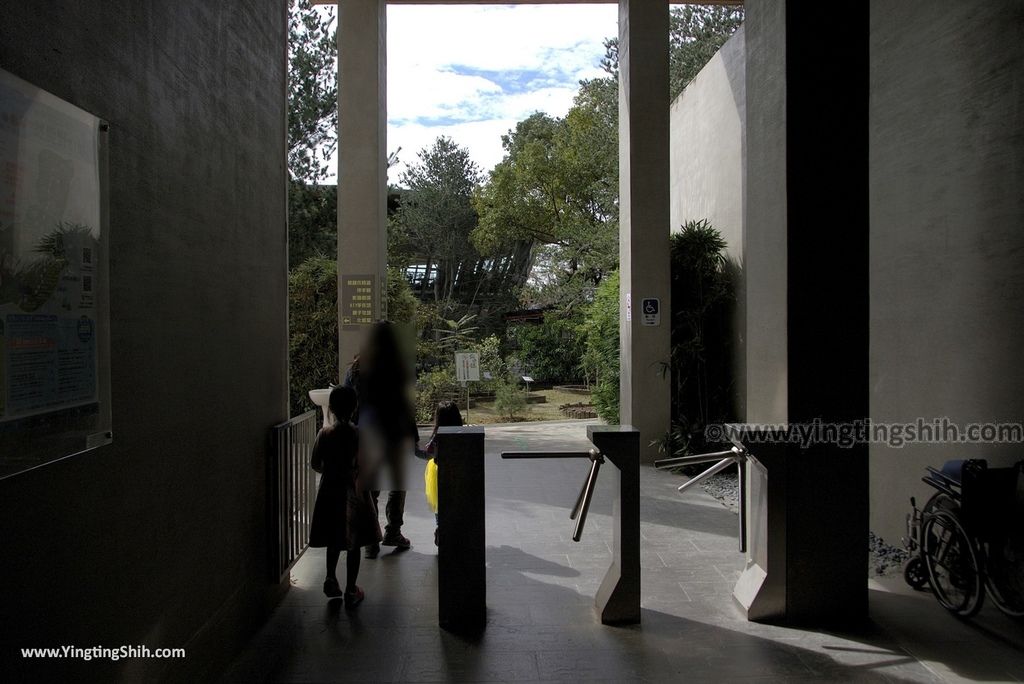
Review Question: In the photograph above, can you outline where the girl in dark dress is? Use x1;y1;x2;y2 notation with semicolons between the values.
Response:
308;385;381;605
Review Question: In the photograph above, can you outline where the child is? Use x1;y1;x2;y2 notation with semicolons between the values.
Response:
423;401;464;547
308;385;382;606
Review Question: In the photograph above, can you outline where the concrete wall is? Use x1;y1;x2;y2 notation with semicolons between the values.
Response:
695;0;1023;546
669;26;746;418
869;0;1024;543
669;26;745;259
0;2;289;679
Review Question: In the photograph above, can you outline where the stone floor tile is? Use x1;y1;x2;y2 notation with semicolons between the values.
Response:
223;421;1011;684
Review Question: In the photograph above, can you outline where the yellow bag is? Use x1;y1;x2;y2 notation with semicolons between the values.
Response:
424;458;439;513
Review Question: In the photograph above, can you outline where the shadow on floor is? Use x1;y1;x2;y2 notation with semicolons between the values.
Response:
223;545;945;683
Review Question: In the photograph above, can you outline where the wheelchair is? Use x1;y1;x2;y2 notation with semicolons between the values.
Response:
903;459;1024;618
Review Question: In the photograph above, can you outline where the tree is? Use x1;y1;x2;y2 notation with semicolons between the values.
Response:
288;0;337;183
288;183;336;268
507;316;586;383
391;137;484;314
472;105;618;312
385;266;418;326
601;4;744;101
493;381;528;421
581;270;620;424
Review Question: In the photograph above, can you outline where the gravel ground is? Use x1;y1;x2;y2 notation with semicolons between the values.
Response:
695;470;911;578
870;531;910;577
699;471;740;513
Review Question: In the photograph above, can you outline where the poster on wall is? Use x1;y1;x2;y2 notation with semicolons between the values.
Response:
0;68;112;479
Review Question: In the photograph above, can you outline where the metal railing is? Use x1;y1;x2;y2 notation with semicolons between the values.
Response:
269;410;318;582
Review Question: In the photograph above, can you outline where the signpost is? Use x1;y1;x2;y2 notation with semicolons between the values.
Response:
455;351;480;422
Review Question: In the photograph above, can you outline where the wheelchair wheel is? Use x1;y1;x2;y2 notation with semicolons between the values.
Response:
985;538;1024;618
903;556;928;590
922;510;983;617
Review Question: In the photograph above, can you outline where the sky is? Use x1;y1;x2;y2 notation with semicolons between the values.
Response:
321;4;618;185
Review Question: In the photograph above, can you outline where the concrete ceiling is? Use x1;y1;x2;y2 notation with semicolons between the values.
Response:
314;1;742;5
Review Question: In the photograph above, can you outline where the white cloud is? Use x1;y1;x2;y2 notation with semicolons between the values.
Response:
389;118;522;182
318;3;617;184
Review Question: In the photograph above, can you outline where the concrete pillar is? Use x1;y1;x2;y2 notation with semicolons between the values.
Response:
736;0;869;625
618;0;671;461
337;0;388;373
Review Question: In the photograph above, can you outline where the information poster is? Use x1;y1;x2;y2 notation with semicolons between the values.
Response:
0;68;111;478
340;274;375;330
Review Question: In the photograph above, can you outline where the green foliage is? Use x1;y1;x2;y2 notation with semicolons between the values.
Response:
507;315;585;383
602;4;745;101
288;0;337;181
472;109;618;310
435;313;479;354
288;181;336;268
288;256;339;416
669;220;736;447
473;334;508;393
493;380;527;421
582;271;620;424
414;367;461;423
386;266;417;325
288;257;423;416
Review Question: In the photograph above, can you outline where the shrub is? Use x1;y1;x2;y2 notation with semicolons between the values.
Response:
414;367;461;423
669;219;737;450
507;314;585;383
581;271;619;424
288;256;339;416
288;257;422;417
474;334;507;394
386;266;417;325
493;380;527;421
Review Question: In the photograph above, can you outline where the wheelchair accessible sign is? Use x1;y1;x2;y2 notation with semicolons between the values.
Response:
641;298;661;326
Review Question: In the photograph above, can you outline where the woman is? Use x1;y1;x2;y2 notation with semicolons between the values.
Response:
354;321;421;557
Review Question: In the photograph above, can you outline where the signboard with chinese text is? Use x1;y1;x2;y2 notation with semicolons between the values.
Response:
340;274;376;330
455;351;480;383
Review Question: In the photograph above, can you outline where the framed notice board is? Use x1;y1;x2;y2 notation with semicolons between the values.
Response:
0;68;112;479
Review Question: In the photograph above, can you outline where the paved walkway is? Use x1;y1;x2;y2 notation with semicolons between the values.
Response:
224;421;1024;683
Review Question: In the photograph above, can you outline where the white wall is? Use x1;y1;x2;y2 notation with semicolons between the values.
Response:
669;26;745;259
669;26;748;419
